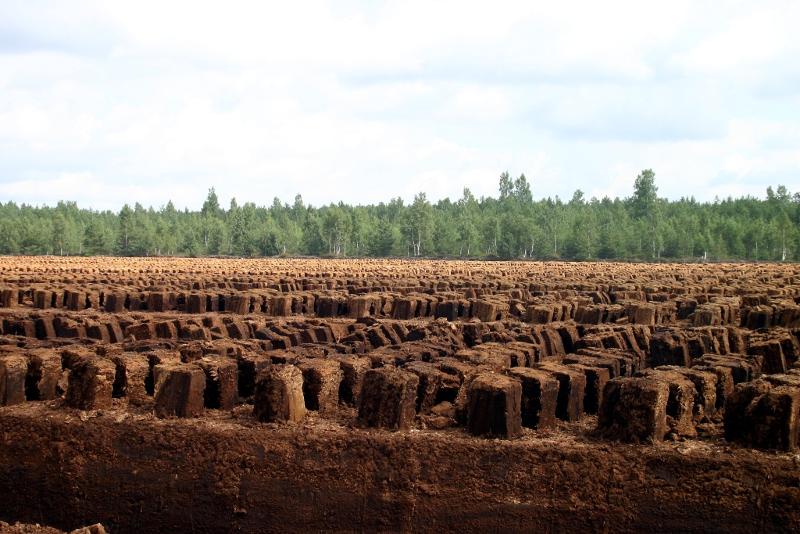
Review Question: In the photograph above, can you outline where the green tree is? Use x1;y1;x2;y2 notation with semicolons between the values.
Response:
202;187;221;218
52;213;68;255
371;218;397;256
513;174;532;204
84;215;112;255
629;169;663;258
631;169;658;219
498;171;514;201
405;193;433;256
117;204;133;254
0;172;796;262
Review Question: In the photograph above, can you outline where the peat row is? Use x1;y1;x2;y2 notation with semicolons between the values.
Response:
1;257;799;532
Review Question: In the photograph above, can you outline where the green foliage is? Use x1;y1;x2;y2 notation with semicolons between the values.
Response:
370;218;398;256
0;171;798;261
631;169;658;219
404;193;434;256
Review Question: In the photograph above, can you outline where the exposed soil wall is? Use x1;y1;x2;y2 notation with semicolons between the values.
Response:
1;404;798;533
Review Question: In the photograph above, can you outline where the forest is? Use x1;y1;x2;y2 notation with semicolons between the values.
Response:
0;170;797;261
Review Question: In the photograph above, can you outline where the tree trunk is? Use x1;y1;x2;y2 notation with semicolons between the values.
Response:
782;230;787;261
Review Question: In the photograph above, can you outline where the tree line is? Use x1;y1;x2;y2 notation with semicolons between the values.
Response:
0;170;797;261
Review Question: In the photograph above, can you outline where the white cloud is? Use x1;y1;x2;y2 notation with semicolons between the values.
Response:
0;0;798;210
671;6;797;75
439;86;514;122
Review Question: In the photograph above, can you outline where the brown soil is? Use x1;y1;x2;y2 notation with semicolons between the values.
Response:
1;402;798;533
0;257;799;532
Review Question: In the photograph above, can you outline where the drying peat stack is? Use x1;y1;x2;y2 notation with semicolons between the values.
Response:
0;257;799;532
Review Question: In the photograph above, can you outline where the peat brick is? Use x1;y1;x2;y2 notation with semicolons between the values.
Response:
298;358;343;414
358;366;419;430
153;363;206;418
65;357;115;410
0;354;27;406
533;363;586;422
467;372;522;438
25;349;62;401
197;357;239;410
507;367;558;429
598;377;670;442
236;353;271;399
333;355;371;406
253;364;306;423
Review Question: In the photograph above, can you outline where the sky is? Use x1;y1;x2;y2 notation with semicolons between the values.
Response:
1;0;799;211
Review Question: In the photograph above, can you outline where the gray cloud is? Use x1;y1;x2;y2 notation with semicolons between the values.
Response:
0;1;798;210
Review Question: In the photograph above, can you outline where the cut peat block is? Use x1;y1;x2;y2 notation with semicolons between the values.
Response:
567;363;611;416
656;365;719;418
637;369;698;437
109;352;152;406
253;364;306;423
467;372;522;439
507;367;558;429
598;377;670;443
236;353;271;399
358;366;419;430
404;360;460;414
65;357;116;410
0;354;27;406
724;379;800;451
298;358;343;415
333;355;371;406
533;363;586;422
153;363;206;418
25;349;64;401
197;357;239;410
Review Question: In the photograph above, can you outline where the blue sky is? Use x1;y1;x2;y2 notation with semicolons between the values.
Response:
1;0;799;210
